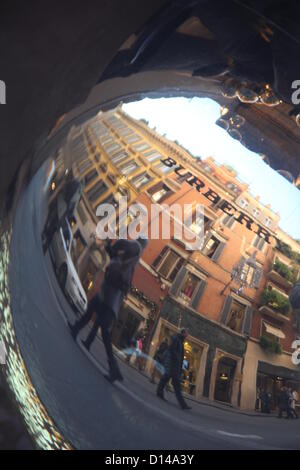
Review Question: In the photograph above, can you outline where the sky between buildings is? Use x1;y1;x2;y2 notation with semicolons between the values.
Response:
123;97;300;240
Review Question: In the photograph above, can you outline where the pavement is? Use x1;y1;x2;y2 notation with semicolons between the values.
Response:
8;158;300;450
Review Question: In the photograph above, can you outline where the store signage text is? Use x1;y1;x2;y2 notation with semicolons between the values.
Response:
161;157;272;244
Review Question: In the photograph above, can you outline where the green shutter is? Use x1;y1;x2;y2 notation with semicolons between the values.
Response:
169;266;187;296
220;296;233;324
152;246;168;269
169;257;184;281
253;235;259;248
212;241;226;262
242;306;253;336
258;238;266;251
227;216;235;229
191;279;206;310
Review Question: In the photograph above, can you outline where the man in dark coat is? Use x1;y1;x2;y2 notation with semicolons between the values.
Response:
68;236;148;382
278;386;292;419
156;328;191;410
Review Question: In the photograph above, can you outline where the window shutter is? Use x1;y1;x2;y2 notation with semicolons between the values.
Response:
251;267;263;289
223;215;230;226
253;235;259;248
169;266;187;296
258;238;266;251
212;241;226;262
148;181;162;195
152;246;168;269
159;186;173;203
242;306;253;336
227;216;235;229
254;236;265;251
169;257;184;281
220;295;233;324
223;215;235;228
191;279;206;310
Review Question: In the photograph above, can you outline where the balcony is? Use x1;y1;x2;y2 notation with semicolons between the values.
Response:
267;270;293;290
267;258;298;290
259;305;290;323
259;335;282;354
259;287;291;322
276;240;300;265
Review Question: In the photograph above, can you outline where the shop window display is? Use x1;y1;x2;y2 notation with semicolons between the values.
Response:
225;300;246;333
179;272;200;303
157;323;203;397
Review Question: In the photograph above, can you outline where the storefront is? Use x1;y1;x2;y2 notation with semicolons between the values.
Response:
241;340;300;410
110;289;155;350
149;318;209;399
111;304;145;349
256;361;300;411
156;296;246;404
214;356;237;403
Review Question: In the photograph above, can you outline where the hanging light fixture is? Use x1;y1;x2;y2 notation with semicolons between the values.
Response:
259;89;280;106
222;251;261;295
236;84;259;103
228;128;242;142
230;114;245;127
216;118;229;131
277;170;295;184
221;77;239;99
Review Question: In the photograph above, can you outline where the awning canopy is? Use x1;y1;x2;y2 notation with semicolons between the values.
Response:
263;322;286;339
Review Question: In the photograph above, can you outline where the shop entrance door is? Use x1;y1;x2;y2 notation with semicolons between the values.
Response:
214;357;237;403
111;305;143;349
158;323;203;397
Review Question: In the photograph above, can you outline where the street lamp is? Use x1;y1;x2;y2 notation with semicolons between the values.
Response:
221;251;261;295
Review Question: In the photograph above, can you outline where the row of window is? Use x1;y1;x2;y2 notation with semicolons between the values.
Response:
239;198;274;228
162;258;254;336
152;238;226;287
153;240;263;293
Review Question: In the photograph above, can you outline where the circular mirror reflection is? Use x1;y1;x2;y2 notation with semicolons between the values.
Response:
2;0;300;451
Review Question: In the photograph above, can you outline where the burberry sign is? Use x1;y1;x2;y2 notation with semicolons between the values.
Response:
161;157;272;244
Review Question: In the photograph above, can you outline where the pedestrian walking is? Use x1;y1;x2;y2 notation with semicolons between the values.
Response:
135;333;144;371
289;388;298;419
156;328;191;410
188;370;195;395
278;386;293;419
68;236;148;383
265;392;271;414
125;330;142;365
150;338;169;384
260;390;267;413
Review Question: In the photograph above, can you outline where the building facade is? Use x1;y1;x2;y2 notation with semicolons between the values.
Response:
63;105;300;410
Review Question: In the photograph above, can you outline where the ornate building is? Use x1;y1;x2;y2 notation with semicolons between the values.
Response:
62;105;300;410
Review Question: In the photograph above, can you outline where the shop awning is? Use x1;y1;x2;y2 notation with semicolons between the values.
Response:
263;322;286;339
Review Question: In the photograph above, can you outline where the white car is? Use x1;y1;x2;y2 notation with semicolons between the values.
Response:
50;218;87;315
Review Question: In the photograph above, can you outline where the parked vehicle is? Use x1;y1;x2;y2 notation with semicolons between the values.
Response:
50;217;87;315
